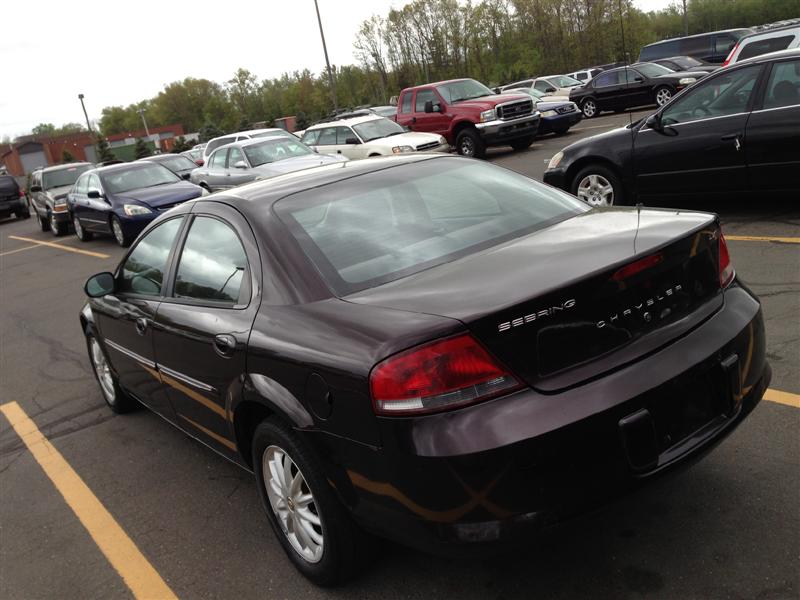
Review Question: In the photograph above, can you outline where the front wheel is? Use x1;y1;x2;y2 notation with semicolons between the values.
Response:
510;136;534;151
455;128;486;159
38;213;49;232
49;211;68;236
581;98;598;118
111;215;131;247
86;334;137;414
655;86;673;107
571;164;625;207
73;214;93;241
252;418;374;586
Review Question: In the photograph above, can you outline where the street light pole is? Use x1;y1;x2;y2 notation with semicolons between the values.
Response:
137;108;151;138
313;0;338;113
78;93;93;133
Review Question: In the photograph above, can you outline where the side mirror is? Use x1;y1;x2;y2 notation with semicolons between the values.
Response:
545;87;557;93
424;100;436;113
493;87;501;94
85;272;115;298
29;185;42;193
181;173;191;180
344;137;360;145
87;189;103;199
645;114;662;131
232;160;248;169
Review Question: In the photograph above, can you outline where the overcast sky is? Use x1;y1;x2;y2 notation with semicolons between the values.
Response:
0;0;673;139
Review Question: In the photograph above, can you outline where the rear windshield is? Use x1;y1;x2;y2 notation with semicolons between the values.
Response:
275;158;586;295
206;137;236;155
43;164;91;189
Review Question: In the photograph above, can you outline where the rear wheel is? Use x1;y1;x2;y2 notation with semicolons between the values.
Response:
655;86;673;107
455;128;486;159
571;164;625;207
49;211;68;236
15;206;31;219
581;98;598;118
73;213;93;241
510;136;534;151
86;334;137;414
111;215;131;247
252;418;374;586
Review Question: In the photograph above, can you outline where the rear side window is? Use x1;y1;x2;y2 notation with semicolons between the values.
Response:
739;36;795;61
119;217;184;296
400;92;412;114
763;60;800;109
275;158;585;295
174;216;247;304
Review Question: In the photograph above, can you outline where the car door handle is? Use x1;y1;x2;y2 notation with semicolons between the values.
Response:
721;134;742;151
213;334;237;358
336;150;342;154
411;117;417;124
135;318;148;336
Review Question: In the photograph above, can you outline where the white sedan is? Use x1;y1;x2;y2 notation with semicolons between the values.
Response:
300;115;450;160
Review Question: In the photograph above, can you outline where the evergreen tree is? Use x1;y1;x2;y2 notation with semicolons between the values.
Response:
199;123;225;143
134;137;152;159
171;136;191;153
295;111;310;131
61;149;75;163
95;134;116;163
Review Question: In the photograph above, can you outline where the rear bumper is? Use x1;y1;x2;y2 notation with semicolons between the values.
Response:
317;283;768;554
0;197;27;216
475;114;541;145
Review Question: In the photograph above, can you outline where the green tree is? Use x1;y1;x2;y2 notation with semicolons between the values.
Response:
32;123;56;136
61;149;75;163
171;136;191;153
198;123;225;143
295;111;310;131
134;138;152;159
95;134;116;163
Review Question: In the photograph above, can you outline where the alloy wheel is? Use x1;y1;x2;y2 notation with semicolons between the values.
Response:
112;218;125;245
656;88;672;107
263;445;324;563
74;215;83;238
576;173;614;207
90;338;116;403
582;100;596;118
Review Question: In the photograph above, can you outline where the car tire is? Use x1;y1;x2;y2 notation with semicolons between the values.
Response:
553;127;570;136
571;164;626;207
252;418;375;586
111;215;131;247
38;213;49;232
49;211;68;236
510;136;534;151
455;128;486;159
581;98;598;118
86;333;138;414
73;213;93;242
15;206;31;219
655;86;673;107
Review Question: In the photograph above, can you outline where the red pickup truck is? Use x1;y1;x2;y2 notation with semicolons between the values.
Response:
395;78;541;159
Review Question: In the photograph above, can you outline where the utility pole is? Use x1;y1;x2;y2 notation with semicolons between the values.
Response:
313;0;338;112
78;94;93;133
137;108;151;138
682;0;688;36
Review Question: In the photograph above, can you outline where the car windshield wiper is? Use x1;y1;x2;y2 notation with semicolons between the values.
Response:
384;131;406;138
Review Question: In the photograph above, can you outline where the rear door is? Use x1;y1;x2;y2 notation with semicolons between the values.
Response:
745;57;800;192
622;68;652;108
153;204;260;458
633;64;764;198
93;215;186;417
591;71;625;110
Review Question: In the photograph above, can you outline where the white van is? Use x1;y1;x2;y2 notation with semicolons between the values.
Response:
724;25;800;66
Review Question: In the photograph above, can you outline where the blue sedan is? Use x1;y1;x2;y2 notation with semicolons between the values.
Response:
68;162;205;246
516;88;583;136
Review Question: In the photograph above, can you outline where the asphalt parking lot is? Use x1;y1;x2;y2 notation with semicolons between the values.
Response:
1;111;798;599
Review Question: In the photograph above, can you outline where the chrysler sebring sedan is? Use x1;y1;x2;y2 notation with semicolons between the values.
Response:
81;155;769;586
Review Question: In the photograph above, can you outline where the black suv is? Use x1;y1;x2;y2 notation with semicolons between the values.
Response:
0;174;30;221
29;163;93;235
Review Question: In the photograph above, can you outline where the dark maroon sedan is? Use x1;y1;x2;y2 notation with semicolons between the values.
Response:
80;155;769;585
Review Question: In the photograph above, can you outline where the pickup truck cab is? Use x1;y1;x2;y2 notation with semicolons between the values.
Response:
396;78;540;158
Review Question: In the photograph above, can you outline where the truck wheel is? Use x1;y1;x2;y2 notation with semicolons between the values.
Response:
510;136;534;151
38;213;49;232
455;129;486;159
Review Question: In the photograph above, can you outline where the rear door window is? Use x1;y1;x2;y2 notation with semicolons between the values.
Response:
593;71;621;87
762;59;800;109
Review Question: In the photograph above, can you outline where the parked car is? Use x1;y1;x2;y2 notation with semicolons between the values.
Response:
396;78;540;158
202;128;294;165
513;88;582;135
544;49;800;205
723;25;800;66
652;55;719;74
80;153;768;586
140;153;198;180
182;148;205;166
301;114;449;159
190;137;345;192
500;75;583;96
0;174;29;221
68;162;204;246
569;62;709;118
566;68;604;83
639;28;753;64
28;163;93;234
368;105;399;119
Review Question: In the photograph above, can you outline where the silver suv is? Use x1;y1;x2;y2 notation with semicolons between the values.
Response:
29;163;93;235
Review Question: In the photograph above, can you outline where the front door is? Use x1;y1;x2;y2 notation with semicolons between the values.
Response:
152;206;260;459
633;64;764;198
93;215;186;417
82;173;112;233
225;147;252;188
204;148;230;191
746;58;800;192
411;88;450;135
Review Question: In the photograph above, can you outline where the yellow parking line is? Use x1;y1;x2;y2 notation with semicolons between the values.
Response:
764;388;800;408
726;235;800;244
0;402;177;600
8;235;109;258
0;244;41;257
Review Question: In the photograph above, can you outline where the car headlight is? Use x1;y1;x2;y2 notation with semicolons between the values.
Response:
678;77;696;85
541;110;557;117
53;196;68;207
392;145;414;154
438;136;447;145
123;204;152;216
200;187;210;196
547;151;564;170
479;108;497;123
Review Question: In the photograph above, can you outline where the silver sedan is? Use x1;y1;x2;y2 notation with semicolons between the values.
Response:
190;137;347;192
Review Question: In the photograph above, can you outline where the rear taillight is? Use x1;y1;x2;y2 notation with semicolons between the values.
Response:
611;252;663;281
19;190;25;197
722;43;739;67
719;232;735;288
370;333;523;416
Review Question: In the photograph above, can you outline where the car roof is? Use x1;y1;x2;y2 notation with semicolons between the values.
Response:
207;128;286;144
738;24;800;41
736;47;800;65
402;78;472;92
39;162;93;173
642;28;752;47
306;114;384;130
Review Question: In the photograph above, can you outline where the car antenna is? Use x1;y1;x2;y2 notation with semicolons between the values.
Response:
618;0;639;254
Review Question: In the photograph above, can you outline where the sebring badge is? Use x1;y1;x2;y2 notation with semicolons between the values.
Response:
498;299;576;332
